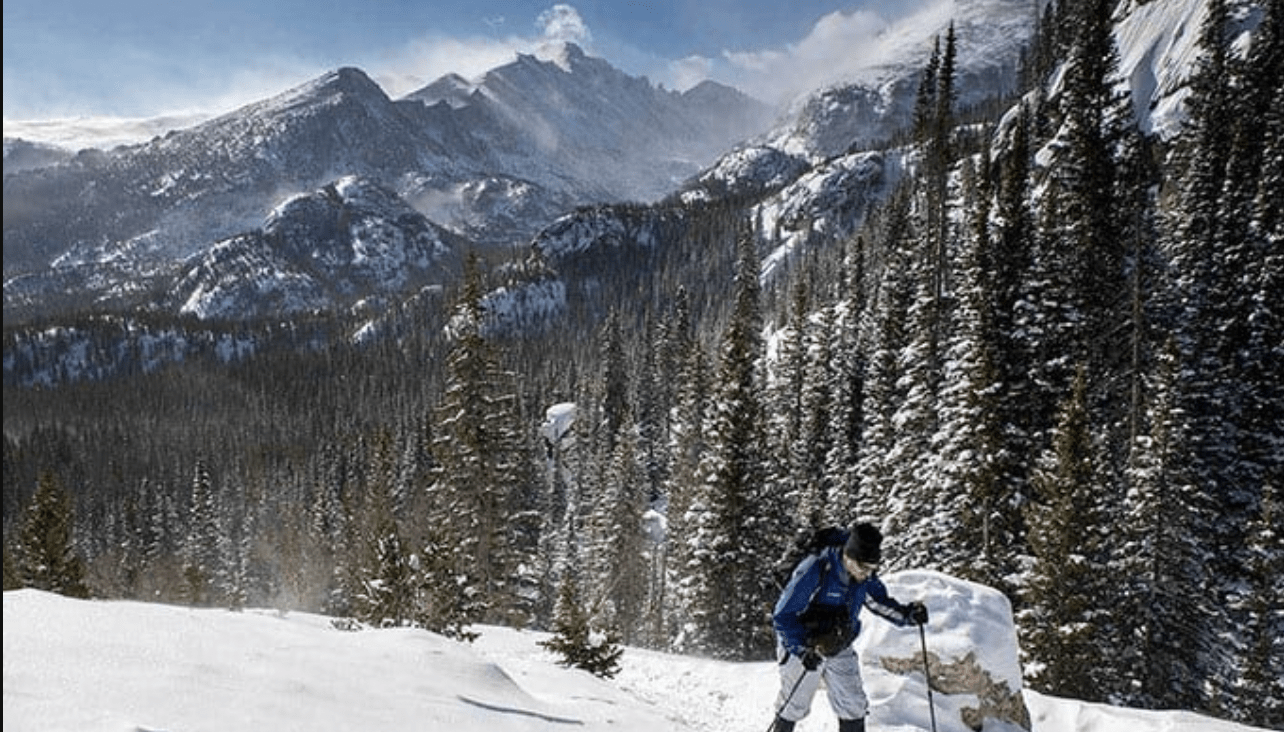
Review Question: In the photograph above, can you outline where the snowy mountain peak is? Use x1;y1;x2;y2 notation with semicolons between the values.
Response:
317;66;385;94
324;66;392;102
410;73;478;109
535;40;591;72
230;65;392;122
401;42;774;202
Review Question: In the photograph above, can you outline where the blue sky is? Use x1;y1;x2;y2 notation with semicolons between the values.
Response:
2;0;936;121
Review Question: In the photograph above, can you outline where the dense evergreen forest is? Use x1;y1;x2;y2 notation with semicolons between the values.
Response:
4;0;1281;726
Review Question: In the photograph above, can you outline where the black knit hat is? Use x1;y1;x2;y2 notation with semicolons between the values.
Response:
844;522;882;564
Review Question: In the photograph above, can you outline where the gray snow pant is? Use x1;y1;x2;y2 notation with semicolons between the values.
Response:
774;645;869;723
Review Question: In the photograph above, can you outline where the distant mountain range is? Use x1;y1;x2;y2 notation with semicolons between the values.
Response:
1;43;771;324
6;0;1204;338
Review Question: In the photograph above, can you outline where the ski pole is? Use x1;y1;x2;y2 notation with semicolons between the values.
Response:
918;622;939;732
764;655;813;732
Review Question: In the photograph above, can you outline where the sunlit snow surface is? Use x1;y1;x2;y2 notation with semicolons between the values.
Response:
4;571;1267;732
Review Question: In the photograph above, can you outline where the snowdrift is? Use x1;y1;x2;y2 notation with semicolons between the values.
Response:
3;572;1269;732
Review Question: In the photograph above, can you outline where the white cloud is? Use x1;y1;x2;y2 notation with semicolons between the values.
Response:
731;8;893;103
1;114;211;151
662;0;953;107
537;4;592;46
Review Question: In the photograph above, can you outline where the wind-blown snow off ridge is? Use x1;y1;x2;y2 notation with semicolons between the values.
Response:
3;572;1267;732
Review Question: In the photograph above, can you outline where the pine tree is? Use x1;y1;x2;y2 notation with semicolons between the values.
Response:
928;23;958;309
12;471;90;598
822;235;867;524
540;561;623;679
356;529;418;627
594;417;651;644
3;542;19;591
217;481;252;611
139;478;184;603
579;309;648;640
1116;337;1213;708
416;515;478;641
939;154;1007;586
1160;0;1274;704
427;253;538;629
1021;174;1080;477
856;190;916;521
1251;0;1284;243
990;103;1040;544
1020;366;1111;701
352;429;417;627
181;459;222;606
883;194;943;569
635;316;669;506
912;37;940;144
596;308;631;458
1235;481;1283;728
796;305;837;526
535;400;578;628
766;277;810;525
309;443;354;617
1028;0;1062;87
628;340;671;647
686;231;780;659
1236;12;1284;698
661;291;709;649
1051;0;1126;389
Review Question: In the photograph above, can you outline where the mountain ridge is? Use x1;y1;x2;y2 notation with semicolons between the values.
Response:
2;43;774;325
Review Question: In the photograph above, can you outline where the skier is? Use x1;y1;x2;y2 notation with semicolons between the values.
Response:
769;522;928;732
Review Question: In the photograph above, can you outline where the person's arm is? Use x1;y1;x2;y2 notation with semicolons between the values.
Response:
773;555;823;655
862;574;916;627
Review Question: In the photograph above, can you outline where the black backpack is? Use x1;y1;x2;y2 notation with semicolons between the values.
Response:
773;525;850;590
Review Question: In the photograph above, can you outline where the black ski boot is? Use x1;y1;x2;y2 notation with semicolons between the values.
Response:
838;718;865;732
771;717;796;732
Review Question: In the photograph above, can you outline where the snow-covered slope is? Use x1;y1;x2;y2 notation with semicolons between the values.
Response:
3;573;1269;732
755;149;899;279
170;175;467;321
763;0;1036;159
1112;0;1262;139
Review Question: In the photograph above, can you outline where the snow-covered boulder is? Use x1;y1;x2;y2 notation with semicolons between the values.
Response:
540;402;577;445
858;570;1030;732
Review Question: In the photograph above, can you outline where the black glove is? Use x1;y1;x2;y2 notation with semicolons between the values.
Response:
800;648;824;671
907;601;929;626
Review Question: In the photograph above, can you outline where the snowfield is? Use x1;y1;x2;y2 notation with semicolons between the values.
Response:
2;571;1268;732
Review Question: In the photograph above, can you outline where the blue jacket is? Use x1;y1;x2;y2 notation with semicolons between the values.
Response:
773;546;913;657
